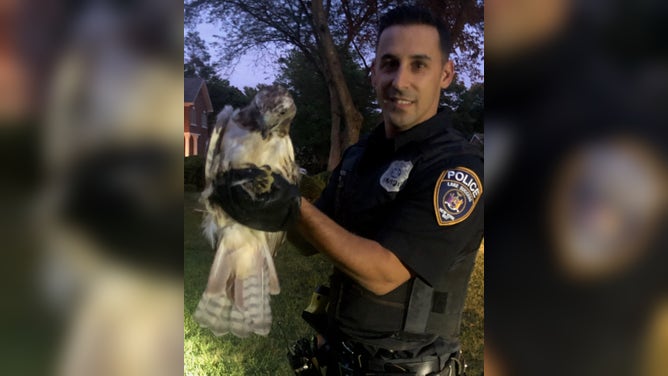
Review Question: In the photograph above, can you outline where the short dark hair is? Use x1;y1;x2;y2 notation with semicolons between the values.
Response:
378;5;451;58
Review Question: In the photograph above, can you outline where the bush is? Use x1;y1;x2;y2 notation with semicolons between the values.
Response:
184;156;205;191
299;170;331;202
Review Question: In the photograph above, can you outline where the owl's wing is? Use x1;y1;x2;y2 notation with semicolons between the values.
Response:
204;105;234;184
200;105;235;248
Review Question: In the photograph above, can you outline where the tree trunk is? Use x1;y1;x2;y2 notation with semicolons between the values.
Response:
311;0;363;168
327;81;342;171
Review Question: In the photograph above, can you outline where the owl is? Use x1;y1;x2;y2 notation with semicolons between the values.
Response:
193;85;299;337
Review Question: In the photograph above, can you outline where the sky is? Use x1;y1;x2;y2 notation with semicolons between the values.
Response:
193;16;484;89
195;23;278;89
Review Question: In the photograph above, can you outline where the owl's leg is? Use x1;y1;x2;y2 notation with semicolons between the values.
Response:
255;165;275;194
234;164;274;196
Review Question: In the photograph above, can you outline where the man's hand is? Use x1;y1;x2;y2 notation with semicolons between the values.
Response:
210;166;301;232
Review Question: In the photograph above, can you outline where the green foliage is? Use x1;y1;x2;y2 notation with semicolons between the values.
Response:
185;30;251;117
311;170;333;187
298;171;332;202
455;83;483;135
462;245;484;375
184;31;219;81
442;81;484;138
276;51;330;172
206;78;250;113
242;86;258;99
277;49;378;173
184;156;205;191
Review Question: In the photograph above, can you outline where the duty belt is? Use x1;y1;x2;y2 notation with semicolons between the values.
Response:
335;342;466;376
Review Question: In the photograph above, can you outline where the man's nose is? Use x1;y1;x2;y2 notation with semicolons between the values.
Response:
392;65;410;90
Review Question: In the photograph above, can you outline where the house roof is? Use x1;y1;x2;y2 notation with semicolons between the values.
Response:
184;77;204;102
184;77;213;112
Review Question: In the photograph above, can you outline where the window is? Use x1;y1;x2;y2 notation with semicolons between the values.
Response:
201;110;207;128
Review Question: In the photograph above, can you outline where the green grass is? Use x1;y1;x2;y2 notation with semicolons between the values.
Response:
184;192;483;375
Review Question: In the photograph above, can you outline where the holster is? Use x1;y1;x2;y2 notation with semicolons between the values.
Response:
302;285;331;335
298;286;468;375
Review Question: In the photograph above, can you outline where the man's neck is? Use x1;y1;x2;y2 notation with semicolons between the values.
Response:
384;124;399;139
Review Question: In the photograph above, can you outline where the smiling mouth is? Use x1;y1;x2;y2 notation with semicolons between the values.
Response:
384;98;414;106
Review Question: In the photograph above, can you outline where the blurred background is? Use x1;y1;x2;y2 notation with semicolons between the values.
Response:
1;0;666;375
0;0;184;375
485;0;667;375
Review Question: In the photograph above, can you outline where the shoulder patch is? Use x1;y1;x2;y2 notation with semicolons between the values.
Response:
434;167;482;226
380;160;414;192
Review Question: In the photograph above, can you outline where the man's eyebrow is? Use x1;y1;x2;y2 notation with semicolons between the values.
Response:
410;54;432;61
379;53;432;61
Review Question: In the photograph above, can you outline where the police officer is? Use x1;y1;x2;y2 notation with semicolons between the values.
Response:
287;6;483;375
215;5;483;375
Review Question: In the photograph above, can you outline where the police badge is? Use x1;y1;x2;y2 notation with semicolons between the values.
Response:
434;167;482;226
380;160;414;193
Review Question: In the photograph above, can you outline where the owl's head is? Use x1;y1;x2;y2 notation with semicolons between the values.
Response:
252;85;296;137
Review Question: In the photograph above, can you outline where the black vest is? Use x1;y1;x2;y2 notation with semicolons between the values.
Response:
324;113;483;353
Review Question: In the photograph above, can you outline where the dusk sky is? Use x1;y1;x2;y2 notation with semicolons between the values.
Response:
196;22;279;89
194;18;483;89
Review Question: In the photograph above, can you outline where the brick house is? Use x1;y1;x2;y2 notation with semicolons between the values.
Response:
184;77;214;156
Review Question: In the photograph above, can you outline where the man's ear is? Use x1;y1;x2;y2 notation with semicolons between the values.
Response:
440;60;455;89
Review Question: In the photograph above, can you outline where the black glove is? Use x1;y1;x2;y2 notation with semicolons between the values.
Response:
209;167;301;232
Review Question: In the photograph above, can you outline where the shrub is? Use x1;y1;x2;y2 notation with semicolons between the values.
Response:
184;156;205;191
299;170;331;202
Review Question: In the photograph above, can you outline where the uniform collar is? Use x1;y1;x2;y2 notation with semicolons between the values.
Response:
371;109;453;152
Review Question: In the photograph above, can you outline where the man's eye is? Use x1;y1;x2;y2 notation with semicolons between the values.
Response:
414;62;426;70
381;60;398;70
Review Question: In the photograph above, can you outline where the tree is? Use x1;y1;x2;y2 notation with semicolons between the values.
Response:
184;30;219;81
186;0;371;170
442;81;483;138
185;30;251;118
417;0;485;83
277;48;377;172
207;80;249;112
311;0;365;169
456;82;483;134
185;0;483;169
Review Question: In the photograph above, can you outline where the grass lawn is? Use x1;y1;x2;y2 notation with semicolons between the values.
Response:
184;192;484;375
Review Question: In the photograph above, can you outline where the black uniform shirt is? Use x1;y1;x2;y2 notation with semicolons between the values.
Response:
316;110;484;348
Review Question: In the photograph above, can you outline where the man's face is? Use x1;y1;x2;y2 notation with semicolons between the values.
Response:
372;24;454;136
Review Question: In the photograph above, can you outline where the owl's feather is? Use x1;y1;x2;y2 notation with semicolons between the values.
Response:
194;86;297;337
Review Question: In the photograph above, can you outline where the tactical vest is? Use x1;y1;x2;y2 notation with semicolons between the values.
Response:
328;129;483;353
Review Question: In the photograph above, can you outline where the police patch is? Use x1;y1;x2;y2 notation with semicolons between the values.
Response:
380;160;413;192
434;167;482;226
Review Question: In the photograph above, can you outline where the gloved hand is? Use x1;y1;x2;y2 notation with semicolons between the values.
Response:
209;167;301;232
